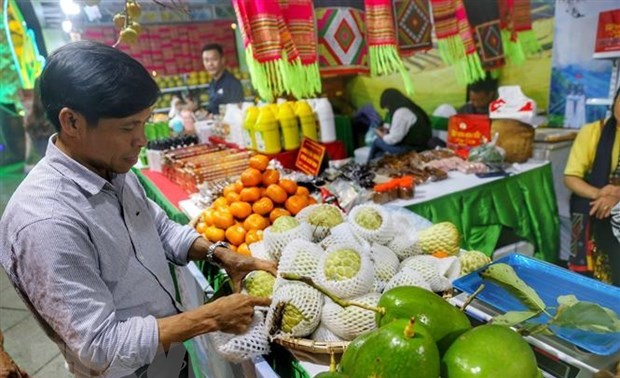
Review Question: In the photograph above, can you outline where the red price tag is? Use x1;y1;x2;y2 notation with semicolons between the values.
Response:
295;138;326;176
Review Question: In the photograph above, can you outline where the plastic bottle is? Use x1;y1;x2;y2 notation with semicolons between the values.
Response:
243;106;259;150
313;98;336;143
278;102;300;150
295;100;318;141
254;106;281;154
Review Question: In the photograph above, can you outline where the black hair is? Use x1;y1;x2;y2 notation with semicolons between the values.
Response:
39;40;160;132
468;74;498;94
201;43;223;56
380;88;431;128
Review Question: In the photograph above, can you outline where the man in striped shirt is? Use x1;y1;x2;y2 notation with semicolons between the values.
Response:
0;41;274;378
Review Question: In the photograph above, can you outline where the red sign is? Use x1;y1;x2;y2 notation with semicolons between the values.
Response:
295;138;326;176
447;114;491;151
594;9;620;58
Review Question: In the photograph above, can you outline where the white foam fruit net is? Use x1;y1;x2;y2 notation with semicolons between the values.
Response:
295;204;346;242
399;255;453;292
370;243;400;293
315;242;374;299
321;292;380;341
209;311;270;364
348;203;395;245
277;239;324;279
434;256;462;282
384;267;432;292
265;282;323;337
311;323;345;342
320;222;370;253
249;240;273;262
263;222;312;261
387;217;423;260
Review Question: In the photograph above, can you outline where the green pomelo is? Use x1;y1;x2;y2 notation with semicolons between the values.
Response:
441;324;540;378
340;318;440;378
377;286;471;355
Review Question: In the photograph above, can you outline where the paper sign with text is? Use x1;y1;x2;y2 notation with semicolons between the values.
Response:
295;138;326;176
594;9;620;55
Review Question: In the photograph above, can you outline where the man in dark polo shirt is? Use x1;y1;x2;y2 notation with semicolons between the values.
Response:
202;43;244;116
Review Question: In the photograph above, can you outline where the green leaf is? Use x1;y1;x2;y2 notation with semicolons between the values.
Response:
479;263;547;313
492;310;541;327
556;294;578;307
551;301;620;333
519;322;553;336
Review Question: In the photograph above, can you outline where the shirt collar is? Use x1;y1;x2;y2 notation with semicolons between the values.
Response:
45;134;122;196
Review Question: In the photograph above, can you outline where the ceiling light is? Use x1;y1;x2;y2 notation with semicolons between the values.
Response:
59;0;80;16
62;19;73;33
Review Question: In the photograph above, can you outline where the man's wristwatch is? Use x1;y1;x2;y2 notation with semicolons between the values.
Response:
206;241;228;267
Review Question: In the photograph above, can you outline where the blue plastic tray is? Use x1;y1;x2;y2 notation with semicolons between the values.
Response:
453;254;620;356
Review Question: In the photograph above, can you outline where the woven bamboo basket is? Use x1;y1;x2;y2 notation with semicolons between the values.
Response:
491;119;535;163
273;335;350;365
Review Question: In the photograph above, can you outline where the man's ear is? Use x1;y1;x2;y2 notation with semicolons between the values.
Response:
58;108;85;137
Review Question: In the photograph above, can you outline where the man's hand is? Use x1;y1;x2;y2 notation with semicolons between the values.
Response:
0;350;29;378
217;249;277;293
590;195;620;219
203;294;271;334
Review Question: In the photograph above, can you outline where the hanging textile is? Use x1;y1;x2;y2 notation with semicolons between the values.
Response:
393;0;433;57
430;0;485;84
232;0;321;101
498;0;540;65
364;0;413;94
315;6;369;76
280;0;322;97
463;0;505;71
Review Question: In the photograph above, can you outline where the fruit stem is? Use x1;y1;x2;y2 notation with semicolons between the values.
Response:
461;283;485;312
329;352;336;373
280;273;386;315
403;317;416;338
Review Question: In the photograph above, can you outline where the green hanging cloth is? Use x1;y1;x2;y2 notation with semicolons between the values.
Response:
498;0;541;65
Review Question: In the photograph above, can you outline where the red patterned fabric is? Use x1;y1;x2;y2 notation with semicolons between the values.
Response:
280;0;318;66
393;0;433;56
82;21;238;76
365;0;397;48
315;7;369;75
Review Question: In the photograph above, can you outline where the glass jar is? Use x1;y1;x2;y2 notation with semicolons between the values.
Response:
398;176;415;199
372;183;391;204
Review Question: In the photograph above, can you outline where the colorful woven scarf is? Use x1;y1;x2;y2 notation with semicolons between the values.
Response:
393;0;433;57
463;0;505;72
365;0;413;94
430;0;485;84
232;0;321;101
498;0;540;65
280;0;321;98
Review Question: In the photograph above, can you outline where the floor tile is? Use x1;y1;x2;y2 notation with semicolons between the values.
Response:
3;316;60;374
0;268;10;292
33;353;73;378
0;307;30;332
0;283;27;310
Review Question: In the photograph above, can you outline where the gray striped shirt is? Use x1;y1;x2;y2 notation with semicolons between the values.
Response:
0;136;200;377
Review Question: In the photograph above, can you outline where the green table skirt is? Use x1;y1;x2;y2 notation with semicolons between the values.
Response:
407;163;559;262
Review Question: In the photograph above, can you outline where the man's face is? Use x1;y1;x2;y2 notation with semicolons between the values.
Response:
76;108;151;177
202;49;225;78
469;90;495;113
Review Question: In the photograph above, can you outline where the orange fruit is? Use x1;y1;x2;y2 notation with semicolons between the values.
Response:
225;224;247;246
285;194;309;215
269;207;291;223
233;180;244;192
240;168;263;187
222;183;238;197
243;213;269;231
252;197;274;216
228;244;238;252
249;154;270;172
201;208;216;226
240;187;261;202
204;225;225;242
265;184;287;204
212;196;228;209
279;179;298;195
229;201;252;220
296;186;310;196
262;169;280;186
195;222;206;234
237;242;251;256
225;191;241;203
245;229;264;244
213;209;235;229
307;196;318;205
